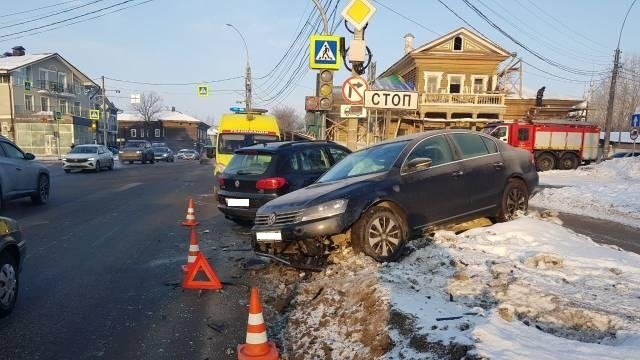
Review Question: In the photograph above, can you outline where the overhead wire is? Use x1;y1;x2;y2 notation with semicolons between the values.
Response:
0;0;107;31
371;0;440;36
0;0;83;18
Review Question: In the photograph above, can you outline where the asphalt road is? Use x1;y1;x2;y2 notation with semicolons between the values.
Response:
0;159;256;359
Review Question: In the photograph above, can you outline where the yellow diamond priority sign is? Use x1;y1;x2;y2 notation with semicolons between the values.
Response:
341;0;376;30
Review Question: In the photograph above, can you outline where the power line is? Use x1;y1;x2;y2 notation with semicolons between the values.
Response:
0;0;157;43
372;0;440;36
104;75;244;86
0;0;107;30
0;0;82;18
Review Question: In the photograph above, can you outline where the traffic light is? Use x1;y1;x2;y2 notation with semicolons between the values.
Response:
91;121;97;130
317;69;334;111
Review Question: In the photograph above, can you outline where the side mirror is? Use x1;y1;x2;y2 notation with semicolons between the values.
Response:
24;153;36;160
406;157;432;172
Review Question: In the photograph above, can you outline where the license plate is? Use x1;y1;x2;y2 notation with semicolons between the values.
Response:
256;231;282;241
226;198;249;207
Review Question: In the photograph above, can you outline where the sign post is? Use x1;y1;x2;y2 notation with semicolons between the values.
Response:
631;128;639;156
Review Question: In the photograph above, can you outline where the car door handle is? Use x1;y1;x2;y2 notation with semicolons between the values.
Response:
492;162;504;169
451;170;464;178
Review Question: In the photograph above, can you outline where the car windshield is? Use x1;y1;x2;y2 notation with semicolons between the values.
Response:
124;143;145;149
70;146;98;154
317;141;408;183
224;152;273;175
154;147;169;152
218;134;279;154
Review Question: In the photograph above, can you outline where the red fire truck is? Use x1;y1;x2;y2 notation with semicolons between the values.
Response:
482;120;600;171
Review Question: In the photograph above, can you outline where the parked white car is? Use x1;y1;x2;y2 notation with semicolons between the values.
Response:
63;144;114;173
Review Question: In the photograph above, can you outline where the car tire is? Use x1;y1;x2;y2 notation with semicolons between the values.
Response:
64;169;71;173
535;153;556;172
559;153;579;170
31;174;49;205
150;157;155;164
0;252;19;318
108;160;114;171
496;178;528;222
95;161;101;172
352;206;407;262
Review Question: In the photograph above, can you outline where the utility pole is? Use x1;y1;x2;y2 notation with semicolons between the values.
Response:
226;24;251;117
101;75;108;146
311;0;329;140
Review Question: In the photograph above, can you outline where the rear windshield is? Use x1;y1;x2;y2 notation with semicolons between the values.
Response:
218;134;279;154
124;142;145;149
70;146;98;154
224;153;273;175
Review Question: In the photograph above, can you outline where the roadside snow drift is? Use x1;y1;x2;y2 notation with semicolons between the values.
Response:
531;157;640;227
257;213;640;359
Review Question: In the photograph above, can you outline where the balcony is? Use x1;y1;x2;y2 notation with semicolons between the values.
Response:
420;93;505;106
14;105;89;118
35;80;78;96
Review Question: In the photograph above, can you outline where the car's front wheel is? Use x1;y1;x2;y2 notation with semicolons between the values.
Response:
0;252;19;318
31;174;49;204
352;206;407;262
496;178;528;222
95;161;101;172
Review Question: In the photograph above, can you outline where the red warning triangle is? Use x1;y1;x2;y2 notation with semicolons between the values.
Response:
181;253;223;290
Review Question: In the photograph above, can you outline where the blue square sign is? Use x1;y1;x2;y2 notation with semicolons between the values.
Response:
632;113;640;127
309;35;341;70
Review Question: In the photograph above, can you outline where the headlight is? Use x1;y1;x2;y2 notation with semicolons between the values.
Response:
119;151;123;154
301;199;348;222
87;157;95;161
62;158;67;161
136;150;142;154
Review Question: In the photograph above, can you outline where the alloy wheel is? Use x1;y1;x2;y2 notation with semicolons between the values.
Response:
367;216;401;257
39;176;49;202
506;187;526;219
0;263;16;308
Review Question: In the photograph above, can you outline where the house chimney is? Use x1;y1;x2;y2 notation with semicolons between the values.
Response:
12;46;25;56
403;33;415;54
171;106;175;112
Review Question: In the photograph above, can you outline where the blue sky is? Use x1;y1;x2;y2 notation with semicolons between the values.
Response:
2;0;639;124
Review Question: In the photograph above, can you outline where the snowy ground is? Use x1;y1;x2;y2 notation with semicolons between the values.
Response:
531;157;640;228
256;212;640;359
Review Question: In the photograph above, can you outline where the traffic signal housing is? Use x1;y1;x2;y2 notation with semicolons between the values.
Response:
318;70;334;111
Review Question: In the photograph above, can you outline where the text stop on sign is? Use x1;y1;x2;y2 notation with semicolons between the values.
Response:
364;90;418;110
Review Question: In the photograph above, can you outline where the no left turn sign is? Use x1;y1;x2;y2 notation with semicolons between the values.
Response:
342;76;368;104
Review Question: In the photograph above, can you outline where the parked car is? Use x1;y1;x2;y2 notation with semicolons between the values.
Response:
151;142;168;149
217;141;351;224
62;144;115;173
176;149;200;160
153;147;174;162
610;151;640;159
252;130;538;267
0;217;24;318
0;135;50;209
119;140;155;164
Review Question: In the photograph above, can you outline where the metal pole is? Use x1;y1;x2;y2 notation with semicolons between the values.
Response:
311;0;329;34
226;24;251;113
101;76;107;146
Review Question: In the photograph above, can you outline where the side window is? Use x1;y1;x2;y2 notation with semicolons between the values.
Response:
517;128;530;141
327;146;349;163
405;135;454;167
298;147;331;173
481;136;498;154
0;142;25;159
450;133;490;159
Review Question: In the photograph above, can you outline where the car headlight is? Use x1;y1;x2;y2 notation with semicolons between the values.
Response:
62;158;67;161
87;157;95;161
119;151;123;154
301;199;348;222
136;150;142;154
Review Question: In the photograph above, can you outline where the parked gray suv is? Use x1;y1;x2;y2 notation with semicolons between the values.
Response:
0;136;50;209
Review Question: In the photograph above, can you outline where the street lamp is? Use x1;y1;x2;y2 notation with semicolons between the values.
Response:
226;23;252;114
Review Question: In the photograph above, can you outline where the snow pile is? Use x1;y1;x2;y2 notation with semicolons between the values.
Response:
531;157;640;227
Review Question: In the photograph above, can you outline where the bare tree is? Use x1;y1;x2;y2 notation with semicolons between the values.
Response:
272;105;304;133
132;92;163;132
589;55;640;132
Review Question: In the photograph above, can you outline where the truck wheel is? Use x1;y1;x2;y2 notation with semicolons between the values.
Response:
351;206;407;262
535;153;556;172
559;153;579;170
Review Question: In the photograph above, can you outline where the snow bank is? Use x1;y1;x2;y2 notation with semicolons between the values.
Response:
531;157;640;227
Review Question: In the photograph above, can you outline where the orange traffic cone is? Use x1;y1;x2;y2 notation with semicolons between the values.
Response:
181;198;199;226
237;288;279;360
182;228;199;273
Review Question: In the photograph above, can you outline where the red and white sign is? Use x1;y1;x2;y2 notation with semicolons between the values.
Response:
341;76;368;104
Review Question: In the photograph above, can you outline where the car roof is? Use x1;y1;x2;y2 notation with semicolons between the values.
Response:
236;140;341;153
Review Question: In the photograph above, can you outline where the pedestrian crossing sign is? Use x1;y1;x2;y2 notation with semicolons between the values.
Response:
197;84;209;97
89;109;100;120
309;35;341;70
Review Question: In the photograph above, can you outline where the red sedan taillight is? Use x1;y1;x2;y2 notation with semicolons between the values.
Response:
256;177;287;190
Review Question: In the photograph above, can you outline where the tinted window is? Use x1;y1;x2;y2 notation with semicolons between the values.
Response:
1;142;25;159
481;136;498;154
405;135;454;167
518;128;530;141
318;141;408;182
225;153;273;175
71;146;98;154
328;146;349;163
450;133;489;159
290;147;331;173
218;134;279;154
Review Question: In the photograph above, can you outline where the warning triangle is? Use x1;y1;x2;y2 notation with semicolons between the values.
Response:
181;253;222;290
316;41;336;61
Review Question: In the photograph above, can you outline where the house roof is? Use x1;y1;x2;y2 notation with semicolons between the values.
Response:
117;110;204;123
412;27;511;56
0;53;54;71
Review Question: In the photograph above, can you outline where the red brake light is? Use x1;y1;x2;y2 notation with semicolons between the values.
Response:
256;177;287;190
218;178;224;186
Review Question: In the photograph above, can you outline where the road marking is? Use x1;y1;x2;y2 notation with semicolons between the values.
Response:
114;182;143;192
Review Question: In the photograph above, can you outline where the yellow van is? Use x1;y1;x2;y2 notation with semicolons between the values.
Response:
215;111;280;175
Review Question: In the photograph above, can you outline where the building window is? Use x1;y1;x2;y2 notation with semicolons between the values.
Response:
25;94;33;111
139;128;144;138
448;75;463;94
41;97;50;112
59;99;68;114
472;76;488;94
424;72;442;93
0;75;9;83
130;128;137;137
73;101;81;116
155;129;161;137
453;36;463;51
